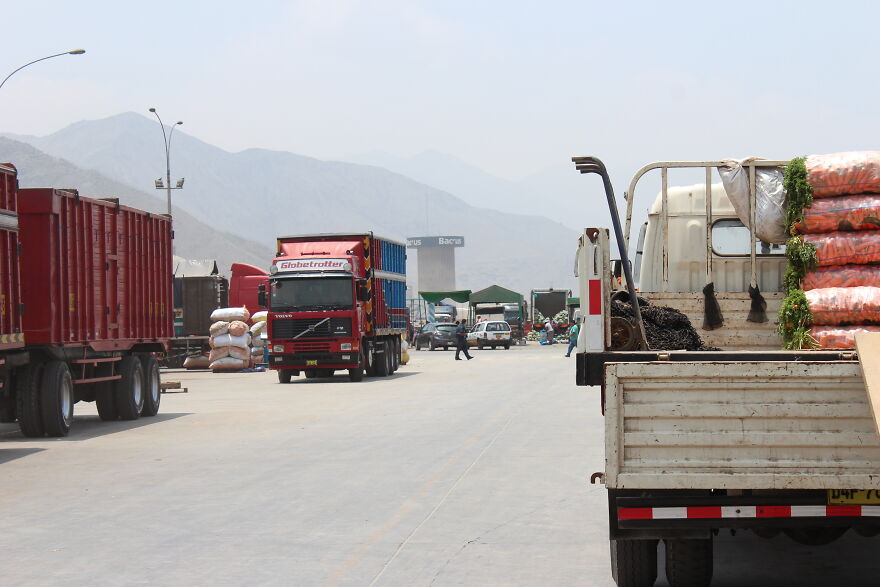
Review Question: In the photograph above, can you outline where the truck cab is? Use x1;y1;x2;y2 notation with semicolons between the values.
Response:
265;233;406;383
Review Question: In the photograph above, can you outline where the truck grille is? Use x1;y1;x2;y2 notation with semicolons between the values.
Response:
273;318;351;339
291;342;331;353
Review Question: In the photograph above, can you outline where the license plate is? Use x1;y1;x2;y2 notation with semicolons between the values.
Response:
306;360;318;366
495;334;503;339
828;489;880;505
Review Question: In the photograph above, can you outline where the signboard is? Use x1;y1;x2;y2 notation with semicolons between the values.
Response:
274;258;351;272
406;236;465;248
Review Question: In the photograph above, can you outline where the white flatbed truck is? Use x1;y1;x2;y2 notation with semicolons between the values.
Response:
572;157;880;587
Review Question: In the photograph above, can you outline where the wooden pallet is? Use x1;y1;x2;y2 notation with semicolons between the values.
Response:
160;380;188;393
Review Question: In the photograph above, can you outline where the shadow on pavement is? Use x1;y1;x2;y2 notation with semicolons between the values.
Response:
0;447;45;464
0;413;189;442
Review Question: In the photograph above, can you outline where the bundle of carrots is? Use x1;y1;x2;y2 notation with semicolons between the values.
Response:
782;152;880;349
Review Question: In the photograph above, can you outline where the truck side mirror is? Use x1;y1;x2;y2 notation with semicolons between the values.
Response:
257;284;268;308
358;286;370;302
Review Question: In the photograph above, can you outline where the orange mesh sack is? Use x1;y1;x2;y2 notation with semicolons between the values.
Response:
809;326;880;349
805;286;880;325
795;194;880;234
804;231;880;267
807;151;880;198
801;265;880;289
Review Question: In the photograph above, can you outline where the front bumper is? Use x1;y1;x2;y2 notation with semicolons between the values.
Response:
270;352;358;369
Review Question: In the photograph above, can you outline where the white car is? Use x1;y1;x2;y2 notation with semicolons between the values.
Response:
467;320;512;349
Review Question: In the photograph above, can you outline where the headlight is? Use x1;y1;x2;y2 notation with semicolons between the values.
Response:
273;344;284;353
340;343;352;351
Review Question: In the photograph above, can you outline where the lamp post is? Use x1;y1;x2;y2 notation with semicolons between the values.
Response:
148;108;184;215
0;49;86;91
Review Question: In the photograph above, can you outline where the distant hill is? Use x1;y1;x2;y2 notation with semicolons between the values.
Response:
340;150;606;231
0;137;274;273
5;113;578;294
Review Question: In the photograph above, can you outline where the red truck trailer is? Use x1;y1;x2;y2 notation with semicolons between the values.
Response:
0;165;172;436
262;233;407;382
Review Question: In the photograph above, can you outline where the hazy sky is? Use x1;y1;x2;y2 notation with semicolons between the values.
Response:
3;0;880;197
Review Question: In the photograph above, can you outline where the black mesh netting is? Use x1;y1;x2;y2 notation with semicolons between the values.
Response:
610;297;718;351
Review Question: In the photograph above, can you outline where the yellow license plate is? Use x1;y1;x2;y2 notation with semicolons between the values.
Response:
495;334;503;339
306;360;318;366
828;489;880;505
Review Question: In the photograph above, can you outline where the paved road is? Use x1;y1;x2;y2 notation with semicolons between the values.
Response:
0;344;877;586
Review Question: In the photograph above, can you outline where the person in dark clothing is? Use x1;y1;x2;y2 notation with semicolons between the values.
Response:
454;320;473;360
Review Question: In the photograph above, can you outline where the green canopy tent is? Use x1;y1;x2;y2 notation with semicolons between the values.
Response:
468;285;524;305
418;290;472;304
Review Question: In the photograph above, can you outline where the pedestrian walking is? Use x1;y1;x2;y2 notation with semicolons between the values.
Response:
565;317;580;357
454;320;473;360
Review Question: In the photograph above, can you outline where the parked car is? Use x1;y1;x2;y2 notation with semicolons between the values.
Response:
415;323;458;350
467;321;512;349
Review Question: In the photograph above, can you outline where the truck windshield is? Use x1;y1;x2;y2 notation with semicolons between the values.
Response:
270;277;353;311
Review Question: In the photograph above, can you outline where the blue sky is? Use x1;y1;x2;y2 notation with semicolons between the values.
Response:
2;0;879;198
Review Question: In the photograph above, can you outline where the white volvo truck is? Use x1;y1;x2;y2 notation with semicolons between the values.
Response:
572;158;880;587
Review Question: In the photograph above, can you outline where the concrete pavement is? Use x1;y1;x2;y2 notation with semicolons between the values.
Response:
0;344;877;585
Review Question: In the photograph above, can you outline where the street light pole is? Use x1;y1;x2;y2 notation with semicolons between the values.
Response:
148;108;184;215
0;49;86;91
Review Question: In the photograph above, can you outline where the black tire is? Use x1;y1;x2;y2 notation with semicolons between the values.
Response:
305;370;317;379
477;342;484;350
391;340;400;372
0;371;15;423
415;339;422;351
349;351;365;382
15;364;44;438
365;343;377;376
664;538;713;587
278;370;292;383
504;343;510;350
140;355;161;417
40;360;74;437
95;381;118;421
610;539;657;587
374;340;390;376
115;356;145;421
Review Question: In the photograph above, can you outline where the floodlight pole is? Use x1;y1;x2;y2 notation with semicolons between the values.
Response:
148;107;184;215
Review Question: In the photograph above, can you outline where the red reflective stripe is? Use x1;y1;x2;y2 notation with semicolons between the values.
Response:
588;280;601;315
687;506;722;519
618;507;653;520
757;506;791;518
827;505;862;517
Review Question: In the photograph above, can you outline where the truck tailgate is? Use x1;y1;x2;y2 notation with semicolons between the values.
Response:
605;361;880;490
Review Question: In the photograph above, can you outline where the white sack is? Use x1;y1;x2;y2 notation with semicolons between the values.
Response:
210;333;250;349
210;357;249;371
251;311;268;323
209;321;230;337
718;158;787;244
210;306;251;322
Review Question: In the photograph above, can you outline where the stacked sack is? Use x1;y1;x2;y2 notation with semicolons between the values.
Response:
250;311;268;364
780;152;880;349
209;307;252;371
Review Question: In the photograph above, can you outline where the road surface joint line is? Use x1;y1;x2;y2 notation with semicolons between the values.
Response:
366;407;519;587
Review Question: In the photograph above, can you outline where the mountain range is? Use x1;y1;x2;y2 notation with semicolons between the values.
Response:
3;113;579;295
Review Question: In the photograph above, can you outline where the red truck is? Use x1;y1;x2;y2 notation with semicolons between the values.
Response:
261;233;407;382
229;262;269;317
0;163;172;436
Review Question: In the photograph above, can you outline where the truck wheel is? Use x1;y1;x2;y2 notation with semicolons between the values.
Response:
610;539;657;587
278;370;292;383
140;356;161;417
305;370;317;379
15;364;45;438
115;356;145;421
504;343;510;350
40;361;74;437
391;340;400;372
0;371;15;423
95;382;118;421
665;538;713;587
374;341;390;376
